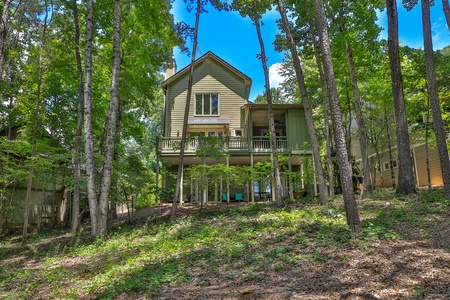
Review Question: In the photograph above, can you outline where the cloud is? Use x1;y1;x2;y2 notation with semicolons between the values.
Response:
268;63;287;88
432;17;449;50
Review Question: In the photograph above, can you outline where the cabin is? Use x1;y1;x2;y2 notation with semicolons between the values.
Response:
156;51;313;203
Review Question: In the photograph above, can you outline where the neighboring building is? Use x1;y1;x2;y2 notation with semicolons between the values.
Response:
350;123;446;189
0;126;68;231
156;51;312;203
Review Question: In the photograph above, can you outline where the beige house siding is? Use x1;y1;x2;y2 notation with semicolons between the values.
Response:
164;56;249;137
169;74;246;137
413;144;443;187
369;153;399;188
368;144;445;188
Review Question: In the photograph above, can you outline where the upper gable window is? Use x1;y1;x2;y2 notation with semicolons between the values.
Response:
195;94;219;116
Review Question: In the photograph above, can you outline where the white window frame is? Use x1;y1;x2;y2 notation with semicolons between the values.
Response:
383;161;390;171
194;93;220;116
376;163;382;173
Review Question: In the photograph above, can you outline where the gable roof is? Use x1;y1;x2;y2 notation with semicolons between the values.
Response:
161;51;252;90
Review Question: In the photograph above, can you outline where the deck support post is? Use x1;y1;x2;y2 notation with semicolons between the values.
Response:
156;154;160;205
312;157;317;197
251;153;255;202
288;155;293;200
226;157;230;203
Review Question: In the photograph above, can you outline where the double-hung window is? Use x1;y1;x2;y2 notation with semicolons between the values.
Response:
195;93;219;115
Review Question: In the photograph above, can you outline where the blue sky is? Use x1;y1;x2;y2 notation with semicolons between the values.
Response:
171;1;450;102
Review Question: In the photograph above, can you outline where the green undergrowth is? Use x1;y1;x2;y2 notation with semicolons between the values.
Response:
0;189;447;299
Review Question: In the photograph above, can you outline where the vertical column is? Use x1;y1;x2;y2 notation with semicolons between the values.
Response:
195;179;199;203
312;156;317;196
251;153;255;202
301;162;304;189
220;176;223;201
226;157;230;203
155;154;160;204
190;178;193;202
288;155;293;200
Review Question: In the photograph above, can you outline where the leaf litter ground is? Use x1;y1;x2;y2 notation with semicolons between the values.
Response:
1;189;450;300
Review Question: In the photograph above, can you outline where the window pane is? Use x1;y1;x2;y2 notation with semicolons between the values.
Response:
195;95;202;115
203;94;210;115
211;94;219;115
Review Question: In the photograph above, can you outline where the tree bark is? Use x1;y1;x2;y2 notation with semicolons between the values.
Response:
344;41;373;196
314;0;360;230
0;0;12;78
421;0;450;198
95;0;122;233
305;4;335;198
253;0;283;205
443;0;450;30
83;0;99;235
277;0;329;202
386;122;396;189
171;0;201;220
71;0;84;234
385;0;416;195
111;100;123;221
22;0;49;245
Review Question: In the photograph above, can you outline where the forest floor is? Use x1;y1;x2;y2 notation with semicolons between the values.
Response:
1;189;450;299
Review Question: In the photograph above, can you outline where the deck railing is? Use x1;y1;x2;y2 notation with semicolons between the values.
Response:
158;136;288;153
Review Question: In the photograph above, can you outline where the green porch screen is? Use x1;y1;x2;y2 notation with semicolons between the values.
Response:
287;109;310;150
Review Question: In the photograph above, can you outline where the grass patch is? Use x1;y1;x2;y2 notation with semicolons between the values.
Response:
0;189;448;299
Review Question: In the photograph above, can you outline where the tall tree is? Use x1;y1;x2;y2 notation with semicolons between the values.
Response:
314;0;360;230
71;0;84;233
276;0;329;202
0;0;12;77
385;0;416;195
409;0;450;197
231;0;284;204
95;0;122;232
443;0;450;29
171;0;201;220
251;0;283;205
83;0;99;234
22;0;50;245
304;2;335;197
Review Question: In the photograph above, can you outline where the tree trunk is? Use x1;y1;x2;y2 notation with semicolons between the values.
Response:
305;4;335;198
111;101;122;221
0;0;12;78
171;0;201;220
386;123;396;189
95;0;122;233
22;1;49;245
83;0;100;235
421;0;450;198
344;41;373;196
314;0;360;230
385;0;416;195
443;0;450;30
253;0;283;205
277;0;329;202
71;0;84;234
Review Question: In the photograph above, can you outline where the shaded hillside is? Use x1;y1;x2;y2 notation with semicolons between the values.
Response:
1;189;450;299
